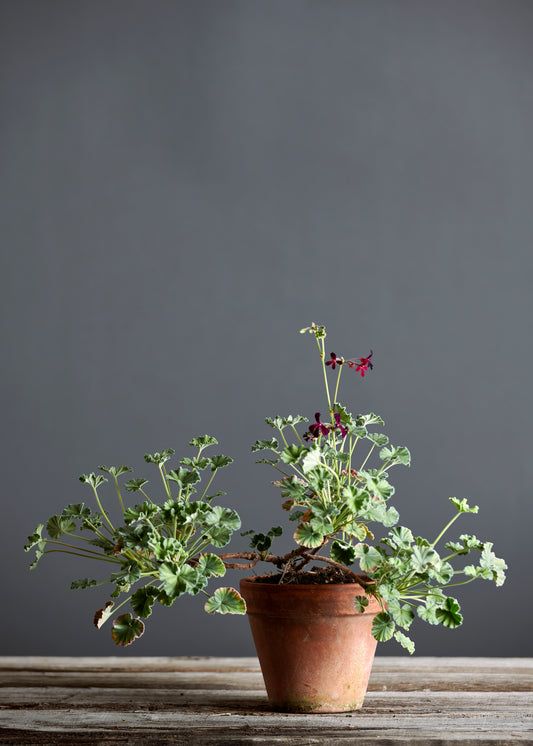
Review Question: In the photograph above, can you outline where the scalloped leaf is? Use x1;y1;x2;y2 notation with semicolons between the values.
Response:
251;438;279;453
93;601;114;629
204;587;246;614
209;455;233;471
372;611;395;641
189;435;218;449
131;587;159;618
144;449;175;465
354;543;383;572
435;597;463;628
111;613;145;646
46;515;77;539
394;630;415;654
330;539;356;566
71;578;98;590
354;595;370;613
124;478;149;493
197;553;226;578
98;465;132;477
293;523;324;548
449;497;479;514
24;524;45;552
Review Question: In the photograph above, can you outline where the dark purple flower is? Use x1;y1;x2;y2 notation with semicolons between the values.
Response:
307;412;330;440
334;413;348;438
325;352;342;370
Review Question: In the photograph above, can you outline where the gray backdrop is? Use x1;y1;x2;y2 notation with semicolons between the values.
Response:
2;0;532;657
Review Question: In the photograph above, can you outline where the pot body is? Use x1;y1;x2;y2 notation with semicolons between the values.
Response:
240;576;381;713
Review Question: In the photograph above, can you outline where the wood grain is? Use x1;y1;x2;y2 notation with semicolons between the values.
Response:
0;657;531;744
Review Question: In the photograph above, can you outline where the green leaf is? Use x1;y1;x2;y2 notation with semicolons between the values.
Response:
180;457;210;470
93;601;115;628
197;553;226;578
159;562;184;597
123;502;159;525
167;468;201;488
354;543;383;572
410;545;440;572
111;613;145;646
79;473;107;489
479;542;507;586
130;587;159;618
204;525;232;548
293;523;324;548
255;457;280;466
444;534;484;555
449;497;479;514
110;562;142;588
98;465;133;477
280;444;306;465
427;561;454;584
301;447;322;474
388;600;415;630
435;597;463;628
359;472;395;500
205;506;241;531
24;524;45;552
356;413;384;427
366;433;389;447
148;536;185;562
379;445;411;467
372;612;395;641
144;449;175;465
394;630;415;654
189;435;218;449
70;578;98;590
354;596;370;613
204;587;246;614
46;515;77;539
61;504;91;520
124;478;149;492
209;454;233;471
385;526;414;550
348;425;368;438
330;540;356;566
251;438;279;453
417;601;441;625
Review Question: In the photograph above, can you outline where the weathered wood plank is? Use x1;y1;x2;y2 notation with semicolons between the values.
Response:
1;657;531;692
0;658;531;744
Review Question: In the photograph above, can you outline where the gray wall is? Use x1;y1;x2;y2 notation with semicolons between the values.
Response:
2;0;532;657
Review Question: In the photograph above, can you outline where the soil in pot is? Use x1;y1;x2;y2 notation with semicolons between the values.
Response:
240;569;381;713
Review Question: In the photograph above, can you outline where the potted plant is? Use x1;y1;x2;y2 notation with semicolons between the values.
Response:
25;323;507;712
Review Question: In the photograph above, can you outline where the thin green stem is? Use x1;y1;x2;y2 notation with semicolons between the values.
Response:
432;513;461;547
159;465;172;500
359;444;375;471
113;476;126;513
199;470;217;501
291;424;303;445
317;336;332;414
91;486;115;532
42;548;122;564
332;365;343;415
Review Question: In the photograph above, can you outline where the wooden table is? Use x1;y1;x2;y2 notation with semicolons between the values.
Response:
0;657;532;744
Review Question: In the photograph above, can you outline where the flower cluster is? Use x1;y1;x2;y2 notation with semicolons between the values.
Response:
326;351;374;377
304;412;348;441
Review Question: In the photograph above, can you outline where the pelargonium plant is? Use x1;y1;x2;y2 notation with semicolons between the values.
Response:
24;437;247;646
25;324;506;652
239;323;507;652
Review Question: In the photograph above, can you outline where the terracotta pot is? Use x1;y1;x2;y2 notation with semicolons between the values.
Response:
240;575;382;713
